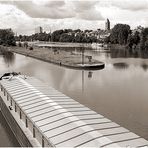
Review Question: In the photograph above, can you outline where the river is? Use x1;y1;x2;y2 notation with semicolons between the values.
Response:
0;112;20;147
0;47;148;145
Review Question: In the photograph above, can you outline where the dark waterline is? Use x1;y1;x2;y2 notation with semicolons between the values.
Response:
0;48;148;141
0;112;20;147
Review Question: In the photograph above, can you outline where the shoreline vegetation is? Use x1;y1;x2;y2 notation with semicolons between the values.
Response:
0;44;105;70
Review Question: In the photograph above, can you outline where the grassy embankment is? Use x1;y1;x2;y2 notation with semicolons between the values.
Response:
3;45;104;69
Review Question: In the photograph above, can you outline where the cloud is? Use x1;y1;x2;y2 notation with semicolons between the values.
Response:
110;0;148;11
0;0;103;21
0;0;148;35
71;1;103;20
0;1;75;19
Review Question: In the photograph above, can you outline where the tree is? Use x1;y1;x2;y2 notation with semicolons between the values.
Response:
0;29;16;46
140;28;148;50
127;31;140;49
110;24;130;44
51;30;64;42
59;33;74;42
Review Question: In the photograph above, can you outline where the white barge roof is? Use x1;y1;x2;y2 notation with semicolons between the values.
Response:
0;75;148;147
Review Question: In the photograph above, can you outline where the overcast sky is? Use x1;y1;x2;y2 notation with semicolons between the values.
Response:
0;0;148;35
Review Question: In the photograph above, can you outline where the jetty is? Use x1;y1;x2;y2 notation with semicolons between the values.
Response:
0;74;148;147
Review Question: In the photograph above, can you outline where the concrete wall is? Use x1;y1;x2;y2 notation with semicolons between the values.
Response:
0;96;32;147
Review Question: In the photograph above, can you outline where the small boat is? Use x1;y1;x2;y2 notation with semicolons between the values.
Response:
0;72;21;80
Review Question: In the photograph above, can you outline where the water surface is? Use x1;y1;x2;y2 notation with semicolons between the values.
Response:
0;47;148;141
0;112;20;147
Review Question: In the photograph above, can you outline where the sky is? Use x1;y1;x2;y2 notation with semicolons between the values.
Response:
0;0;148;35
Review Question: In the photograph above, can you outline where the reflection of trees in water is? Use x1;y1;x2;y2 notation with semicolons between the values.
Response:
113;62;129;70
141;63;148;71
88;71;93;79
3;51;15;66
110;48;148;59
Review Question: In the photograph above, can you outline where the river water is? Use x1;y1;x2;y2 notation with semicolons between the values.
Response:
0;112;20;147
0;47;148;144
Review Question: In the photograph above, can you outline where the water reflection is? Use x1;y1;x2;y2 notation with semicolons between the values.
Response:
0;48;148;141
0;112;20;147
113;62;129;70
88;71;93;79
141;63;148;71
3;51;15;67
110;48;148;59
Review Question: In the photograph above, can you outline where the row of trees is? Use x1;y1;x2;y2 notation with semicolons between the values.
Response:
105;24;148;50
16;29;97;43
16;32;51;42
0;29;16;46
51;29;97;43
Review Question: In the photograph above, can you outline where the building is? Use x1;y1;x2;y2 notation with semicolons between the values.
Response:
35;26;43;34
105;18;110;31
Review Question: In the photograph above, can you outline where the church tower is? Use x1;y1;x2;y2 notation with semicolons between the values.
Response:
105;18;110;31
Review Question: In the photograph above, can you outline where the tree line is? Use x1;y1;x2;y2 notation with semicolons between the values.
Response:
16;29;98;43
0;25;148;50
105;24;148;50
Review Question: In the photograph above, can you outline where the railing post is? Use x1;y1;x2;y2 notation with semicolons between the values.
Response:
20;109;22;119
4;89;5;96
25;116;28;128
15;103;17;112
0;85;2;91
33;125;35;138
7;94;9;101
42;136;45;147
10;98;12;106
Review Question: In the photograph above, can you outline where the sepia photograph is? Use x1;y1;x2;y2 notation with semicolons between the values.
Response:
0;0;148;147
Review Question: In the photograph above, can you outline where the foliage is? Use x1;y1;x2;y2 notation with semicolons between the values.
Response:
110;24;130;44
140;28;148;50
59;33;74;42
0;29;16;46
51;30;64;42
16;32;51;42
127;31;140;49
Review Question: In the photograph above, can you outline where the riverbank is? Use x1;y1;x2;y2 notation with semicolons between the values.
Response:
33;41;92;48
2;45;105;70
